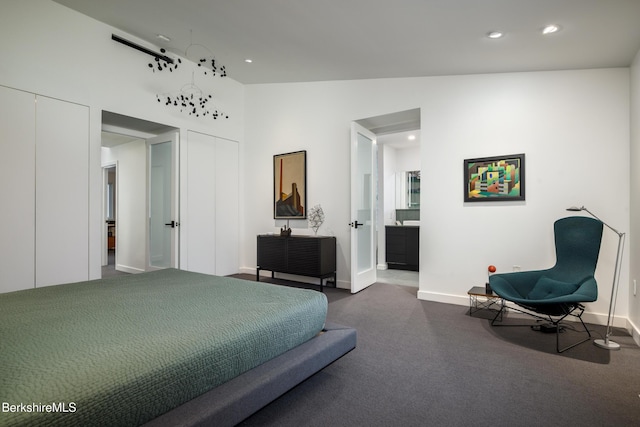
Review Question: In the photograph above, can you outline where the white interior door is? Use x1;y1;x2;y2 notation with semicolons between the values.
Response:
147;132;179;270
350;122;377;293
182;131;216;274
182;132;239;276
213;137;240;276
0;86;35;292
35;96;89;287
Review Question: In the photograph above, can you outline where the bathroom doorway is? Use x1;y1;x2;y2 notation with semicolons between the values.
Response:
355;108;421;288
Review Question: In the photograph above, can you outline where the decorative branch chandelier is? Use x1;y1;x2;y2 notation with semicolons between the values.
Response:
152;31;229;119
149;52;181;72
156;72;229;119
149;30;227;78
111;33;229;119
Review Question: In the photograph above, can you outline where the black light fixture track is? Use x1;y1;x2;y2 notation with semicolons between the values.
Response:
112;34;174;64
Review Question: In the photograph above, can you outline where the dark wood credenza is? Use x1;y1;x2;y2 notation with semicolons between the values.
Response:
257;235;336;291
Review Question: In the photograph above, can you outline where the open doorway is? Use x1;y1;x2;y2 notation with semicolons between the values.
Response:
102;164;117;274
101;128;146;278
355;108;421;288
377;130;420;287
100;111;178;277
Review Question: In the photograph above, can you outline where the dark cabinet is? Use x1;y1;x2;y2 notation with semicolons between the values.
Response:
385;226;419;271
257;235;337;290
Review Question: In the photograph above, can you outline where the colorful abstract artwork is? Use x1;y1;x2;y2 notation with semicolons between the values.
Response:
274;150;307;219
463;154;525;202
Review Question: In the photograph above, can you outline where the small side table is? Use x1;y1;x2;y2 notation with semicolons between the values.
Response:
468;286;504;320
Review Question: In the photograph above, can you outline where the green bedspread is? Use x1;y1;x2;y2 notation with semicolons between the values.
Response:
0;269;327;426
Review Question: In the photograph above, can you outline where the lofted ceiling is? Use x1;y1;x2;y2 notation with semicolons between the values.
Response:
53;0;640;85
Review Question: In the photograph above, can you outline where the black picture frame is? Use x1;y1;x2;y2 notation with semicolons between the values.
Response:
463;153;525;202
274;150;307;218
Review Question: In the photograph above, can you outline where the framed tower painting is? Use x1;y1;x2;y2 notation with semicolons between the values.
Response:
274;150;307;219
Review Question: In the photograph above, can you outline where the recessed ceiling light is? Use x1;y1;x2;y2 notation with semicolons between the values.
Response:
542;24;561;35
245;58;253;63
487;31;504;39
156;34;171;42
408;135;416;141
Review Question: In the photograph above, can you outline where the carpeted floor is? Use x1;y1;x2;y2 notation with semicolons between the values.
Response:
235;275;640;427
101;250;129;278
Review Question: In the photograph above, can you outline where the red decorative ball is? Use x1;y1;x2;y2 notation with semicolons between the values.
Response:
488;265;497;273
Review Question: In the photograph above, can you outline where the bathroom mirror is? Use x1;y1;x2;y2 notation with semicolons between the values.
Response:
395;171;420;209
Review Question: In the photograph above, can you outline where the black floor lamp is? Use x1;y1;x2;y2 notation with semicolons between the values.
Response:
566;206;625;350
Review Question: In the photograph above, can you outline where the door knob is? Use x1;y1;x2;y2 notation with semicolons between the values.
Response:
164;220;179;228
349;221;363;229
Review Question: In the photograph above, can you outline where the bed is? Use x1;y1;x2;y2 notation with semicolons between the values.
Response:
0;269;356;426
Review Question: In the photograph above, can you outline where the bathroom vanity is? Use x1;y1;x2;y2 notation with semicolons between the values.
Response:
385;224;419;271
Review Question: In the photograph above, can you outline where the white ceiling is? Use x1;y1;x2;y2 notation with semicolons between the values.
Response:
378;130;421;150
53;0;640;85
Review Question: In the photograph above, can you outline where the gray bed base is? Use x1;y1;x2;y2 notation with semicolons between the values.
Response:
143;322;356;427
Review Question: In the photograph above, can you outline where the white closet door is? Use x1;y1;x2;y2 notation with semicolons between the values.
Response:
0;86;36;292
35;96;89;287
184;131;216;275
214;137;239;276
183;132;239;276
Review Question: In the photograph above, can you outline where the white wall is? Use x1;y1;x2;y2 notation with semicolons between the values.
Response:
244;69;630;327
395;146;421;173
630;50;640;342
378;144;396;268
101;142;147;273
0;0;245;280
381;145;398;226
419;70;630;328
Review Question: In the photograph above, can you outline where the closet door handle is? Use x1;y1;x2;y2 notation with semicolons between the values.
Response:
165;220;179;228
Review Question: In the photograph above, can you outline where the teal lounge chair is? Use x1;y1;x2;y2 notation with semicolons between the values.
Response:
489;216;603;352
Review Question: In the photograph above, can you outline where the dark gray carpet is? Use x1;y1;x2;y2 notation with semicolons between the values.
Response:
235;275;640;427
101;250;129;278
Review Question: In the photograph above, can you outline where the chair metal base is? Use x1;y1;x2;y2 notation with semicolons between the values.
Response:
491;303;592;353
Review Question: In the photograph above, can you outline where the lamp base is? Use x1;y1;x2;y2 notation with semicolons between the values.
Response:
593;338;621;350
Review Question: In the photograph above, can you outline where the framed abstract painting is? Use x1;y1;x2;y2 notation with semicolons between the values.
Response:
463;153;525;202
274;150;307;219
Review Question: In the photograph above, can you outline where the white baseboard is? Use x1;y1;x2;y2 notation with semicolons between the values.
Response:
417;290;467;306
578;310;628;330
116;264;145;274
627;318;640;347
238;266;257;276
417;290;632;332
